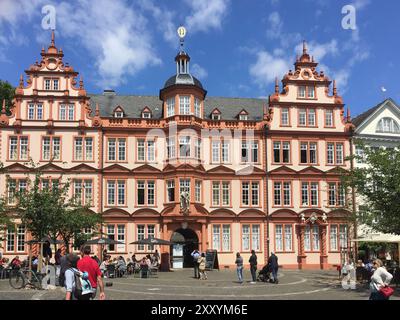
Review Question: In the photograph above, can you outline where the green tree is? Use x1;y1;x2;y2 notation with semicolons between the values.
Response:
342;142;400;235
0;80;15;114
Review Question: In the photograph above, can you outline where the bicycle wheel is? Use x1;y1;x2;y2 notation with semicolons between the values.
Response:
9;270;25;289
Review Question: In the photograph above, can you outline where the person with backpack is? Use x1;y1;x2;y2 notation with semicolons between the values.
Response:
77;246;106;300
249;250;258;284
64;253;92;300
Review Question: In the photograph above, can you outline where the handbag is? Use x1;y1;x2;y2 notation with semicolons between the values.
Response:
379;286;394;298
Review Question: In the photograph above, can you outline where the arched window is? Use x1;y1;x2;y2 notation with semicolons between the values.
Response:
376;117;400;133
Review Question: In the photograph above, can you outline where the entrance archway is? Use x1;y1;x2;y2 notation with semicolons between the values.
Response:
170;228;199;268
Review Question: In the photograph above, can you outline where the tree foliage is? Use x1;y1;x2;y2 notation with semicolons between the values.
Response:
0;80;15;114
12;164;102;252
342;141;400;235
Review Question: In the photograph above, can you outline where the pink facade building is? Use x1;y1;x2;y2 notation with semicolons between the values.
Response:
0;34;353;269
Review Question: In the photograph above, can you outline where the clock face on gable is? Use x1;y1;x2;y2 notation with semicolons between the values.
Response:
47;58;57;70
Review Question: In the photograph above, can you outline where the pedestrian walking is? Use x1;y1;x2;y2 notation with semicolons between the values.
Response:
369;259;394;300
191;249;200;279
249;250;257;284
235;252;244;283
268;252;279;284
77;246;106;300
198;253;207;280
64;253;91;301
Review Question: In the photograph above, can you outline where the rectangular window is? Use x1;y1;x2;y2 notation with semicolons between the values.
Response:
241;141;249;163
299;109;307;126
179;95;190;115
137;181;145;205
284;225;293;251
53;79;59;90
251;225;260;251
275;225;283;252
137;139;145;161
222;141;230;163
17;225;25;252
195;180;202;203
28;104;35;120
308;86;315;98
166;138;176;159
68;104;74;120
336;143;344;165
167;97;175;117
73;137;93;161
147;225;155;251
118;138;126;161
283;182;291;206
212;182;220;206
147;141;155;162
9;137;18;160
251;182;259;206
298;86;306;98
355;146;365;164
300;143;308;164
6;227;15;252
301;182;309;206
52;137;61;160
273;142;281;163
242;182;249;206
179;136;191;157
107;225;115;251
75;138;83;161
281;108;289;126
251;142;258;163
325;110;333;127
85;138;93;161
147;181;155;205
222;225;230;252
195;139;201;160
310;182;318;206
42;137;51;160
212;141;220;163
330;225;338;251
212;225;221;251
282;142;290;163
167;180;175;202
312;225;320;251
37;104;43;120
42;136;61;161
59;104;66;120
74;180;83;204
304;226;311;251
180;179;190;202
329;183;336;206
309;143;317;164
45;79;51;91
20;137;28;160
242;225;250;251
308;109;316;126
222;182;230;206
107;181;115;205
117;181;125;205
108;138;116;161
327;143;334;165
194;98;201;118
84;180;93;205
117;225;125;252
274;182;281;206
339;225;348;249
137;225;145;251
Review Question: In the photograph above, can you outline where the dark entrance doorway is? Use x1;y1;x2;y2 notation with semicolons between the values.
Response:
170;228;199;268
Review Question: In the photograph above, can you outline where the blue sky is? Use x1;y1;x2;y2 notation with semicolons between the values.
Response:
0;0;399;117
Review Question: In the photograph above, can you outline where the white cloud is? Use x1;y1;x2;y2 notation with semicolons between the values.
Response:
185;0;230;33
191;63;208;80
266;12;283;39
56;0;161;88
249;51;291;88
138;0;177;46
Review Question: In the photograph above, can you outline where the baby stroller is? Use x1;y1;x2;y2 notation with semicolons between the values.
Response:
257;263;272;283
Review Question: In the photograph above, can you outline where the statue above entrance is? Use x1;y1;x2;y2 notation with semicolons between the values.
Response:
180;191;190;215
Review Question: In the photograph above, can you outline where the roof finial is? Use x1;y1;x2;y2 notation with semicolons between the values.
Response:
303;40;307;54
333;80;337;96
2;99;6;114
79;76;84;89
347;107;351;122
19;75;24;88
51;30;55;47
95;103;100;117
275;77;279;94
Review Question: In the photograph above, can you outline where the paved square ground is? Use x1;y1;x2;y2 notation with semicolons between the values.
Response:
0;269;399;300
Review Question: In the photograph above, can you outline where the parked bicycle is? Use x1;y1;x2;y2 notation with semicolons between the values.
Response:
9;268;44;290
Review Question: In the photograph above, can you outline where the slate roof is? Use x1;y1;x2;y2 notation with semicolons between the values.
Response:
164;74;204;89
352;98;399;128
88;94;266;121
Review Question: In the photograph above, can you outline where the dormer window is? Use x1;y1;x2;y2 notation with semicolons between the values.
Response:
142;112;151;119
113;106;125;118
211;108;221;121
298;86;306;98
376;117;400;133
237;109;249;121
298;86;315;99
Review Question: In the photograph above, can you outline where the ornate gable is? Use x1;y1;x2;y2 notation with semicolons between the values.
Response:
269;166;298;175
207;165;236;175
103;164;131;173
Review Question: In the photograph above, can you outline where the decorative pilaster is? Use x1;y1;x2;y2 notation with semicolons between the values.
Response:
320;225;329;269
297;225;307;269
